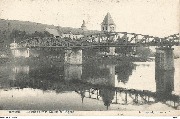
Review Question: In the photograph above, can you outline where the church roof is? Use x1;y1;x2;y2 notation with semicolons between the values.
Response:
101;13;115;25
45;28;60;36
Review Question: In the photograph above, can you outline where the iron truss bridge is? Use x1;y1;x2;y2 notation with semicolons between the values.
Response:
17;32;180;49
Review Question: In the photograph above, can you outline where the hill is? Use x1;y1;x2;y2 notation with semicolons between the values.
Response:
0;19;57;34
0;19;101;58
0;19;100;44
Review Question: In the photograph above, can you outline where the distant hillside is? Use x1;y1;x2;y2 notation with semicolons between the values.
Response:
0;19;100;34
0;19;101;56
0;19;57;34
0;19;100;42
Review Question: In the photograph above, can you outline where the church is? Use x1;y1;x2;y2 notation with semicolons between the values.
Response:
81;12;116;33
101;12;116;32
46;13;116;39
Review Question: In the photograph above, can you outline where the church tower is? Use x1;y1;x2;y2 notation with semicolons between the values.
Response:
81;20;87;31
101;13;116;32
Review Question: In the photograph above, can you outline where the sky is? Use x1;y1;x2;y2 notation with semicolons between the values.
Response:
0;0;179;37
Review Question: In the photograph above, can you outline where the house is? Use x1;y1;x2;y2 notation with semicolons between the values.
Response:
45;28;60;38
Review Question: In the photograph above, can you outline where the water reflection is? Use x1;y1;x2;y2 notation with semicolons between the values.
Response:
29;64;64;81
82;64;116;87
82;63;135;87
115;63;135;84
155;68;174;101
12;65;29;74
0;59;179;110
65;65;82;81
99;88;115;110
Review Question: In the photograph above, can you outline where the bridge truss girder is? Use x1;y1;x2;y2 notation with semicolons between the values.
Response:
17;32;179;48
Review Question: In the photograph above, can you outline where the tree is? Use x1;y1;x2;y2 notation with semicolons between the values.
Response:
136;46;152;58
115;46;133;56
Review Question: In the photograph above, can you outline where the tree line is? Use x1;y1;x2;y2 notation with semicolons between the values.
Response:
0;29;53;48
0;29;53;44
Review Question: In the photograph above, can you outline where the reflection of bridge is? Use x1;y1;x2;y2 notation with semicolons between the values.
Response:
6;75;179;110
16;32;179;48
2;62;179;110
76;86;179;110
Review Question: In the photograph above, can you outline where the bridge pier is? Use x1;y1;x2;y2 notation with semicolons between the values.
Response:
155;47;174;101
155;47;174;70
155;69;174;98
64;49;82;65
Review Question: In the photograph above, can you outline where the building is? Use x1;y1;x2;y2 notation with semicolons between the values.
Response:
57;20;100;40
101;13;116;32
57;28;84;40
45;28;60;38
46;13;116;40
56;20;87;40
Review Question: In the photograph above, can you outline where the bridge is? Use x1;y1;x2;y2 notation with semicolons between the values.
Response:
16;32;179;48
11;32;179;70
8;30;180;109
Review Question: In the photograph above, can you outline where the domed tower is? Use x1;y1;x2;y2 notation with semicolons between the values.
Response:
81;20;87;31
101;13;116;32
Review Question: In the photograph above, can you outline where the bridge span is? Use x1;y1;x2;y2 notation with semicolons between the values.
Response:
10;32;179;70
14;32;179;48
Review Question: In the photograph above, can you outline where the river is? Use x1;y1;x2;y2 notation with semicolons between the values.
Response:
0;56;179;111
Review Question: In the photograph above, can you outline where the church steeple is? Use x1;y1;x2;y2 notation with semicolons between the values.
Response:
81;20;87;31
101;13;116;32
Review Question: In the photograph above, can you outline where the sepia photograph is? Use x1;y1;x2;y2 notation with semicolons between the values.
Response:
0;0;179;117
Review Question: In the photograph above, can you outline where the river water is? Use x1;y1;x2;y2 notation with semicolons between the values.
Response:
0;56;179;111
